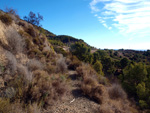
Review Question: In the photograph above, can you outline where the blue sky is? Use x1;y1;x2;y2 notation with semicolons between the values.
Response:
0;0;150;50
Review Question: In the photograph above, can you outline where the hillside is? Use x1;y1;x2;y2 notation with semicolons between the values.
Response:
0;10;146;113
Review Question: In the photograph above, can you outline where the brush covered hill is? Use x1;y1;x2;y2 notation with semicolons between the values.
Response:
0;10;144;113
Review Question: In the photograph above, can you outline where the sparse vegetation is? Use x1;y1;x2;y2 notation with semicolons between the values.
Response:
5;7;19;17
0;14;12;25
24;11;43;26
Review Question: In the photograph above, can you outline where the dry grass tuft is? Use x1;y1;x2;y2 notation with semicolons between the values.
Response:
81;78;104;104
56;55;67;74
108;84;127;100
76;64;98;80
68;55;81;70
17;64;33;82
98;105;114;113
76;64;107;104
28;103;41;113
46;63;56;74
5;51;17;75
25;25;37;37
18;20;27;27
27;59;43;71
4;28;26;54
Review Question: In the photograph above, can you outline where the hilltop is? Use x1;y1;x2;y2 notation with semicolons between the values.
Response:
0;9;149;113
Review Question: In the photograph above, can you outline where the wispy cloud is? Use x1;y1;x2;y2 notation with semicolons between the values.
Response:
90;0;150;38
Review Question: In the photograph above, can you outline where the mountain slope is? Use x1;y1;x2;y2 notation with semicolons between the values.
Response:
0;10;139;113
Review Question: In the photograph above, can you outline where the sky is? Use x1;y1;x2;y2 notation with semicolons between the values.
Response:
0;0;150;50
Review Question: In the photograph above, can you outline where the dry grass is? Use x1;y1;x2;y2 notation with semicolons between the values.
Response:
8;14;19;23
25;25;37;37
5;51;17;75
5;27;26;54
98;105;114;113
81;77;104;104
30;70;67;108
17;64;33;82
76;64;98;80
27;59;43;71
0;14;12;25
68;56;81;70
25;38;34;50
108;84;127;100
77;64;106;104
0;48;7;66
0;12;69;112
46;63;56;74
27;103;41;113
98;99;132;113
18;20;27;27
56;55;67;74
0;98;11;113
96;83;136;113
0;98;41;113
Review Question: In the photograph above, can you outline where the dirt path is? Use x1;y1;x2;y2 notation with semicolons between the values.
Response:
46;71;100;113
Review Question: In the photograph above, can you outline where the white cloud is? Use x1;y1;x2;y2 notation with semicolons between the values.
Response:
90;0;150;39
108;27;112;30
90;0;101;12
94;14;98;17
103;23;108;28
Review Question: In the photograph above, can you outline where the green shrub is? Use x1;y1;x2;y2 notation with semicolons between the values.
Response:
0;14;12;25
70;42;92;63
54;47;67;57
49;40;64;46
136;82;146;100
93;61;104;76
139;100;149;109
